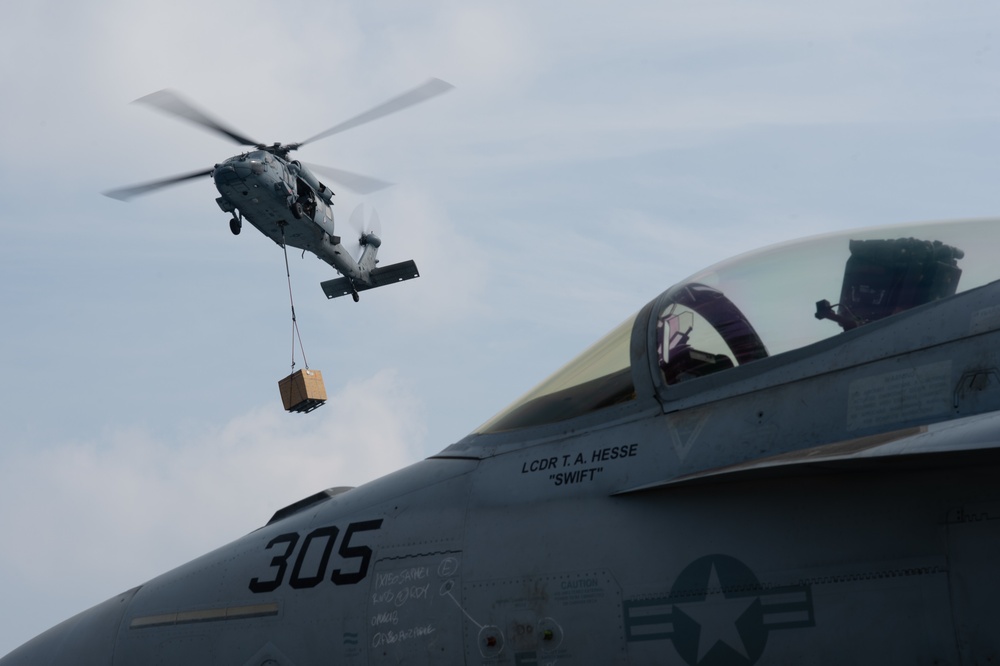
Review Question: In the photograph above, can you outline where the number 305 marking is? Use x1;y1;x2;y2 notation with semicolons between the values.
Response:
249;519;383;593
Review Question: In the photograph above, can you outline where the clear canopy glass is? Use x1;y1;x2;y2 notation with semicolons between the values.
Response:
477;218;1000;434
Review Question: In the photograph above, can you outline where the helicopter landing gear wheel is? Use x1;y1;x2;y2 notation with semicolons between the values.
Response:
229;216;242;235
290;201;304;219
351;289;360;303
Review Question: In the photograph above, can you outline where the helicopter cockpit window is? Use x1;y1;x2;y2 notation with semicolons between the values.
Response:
249;151;268;175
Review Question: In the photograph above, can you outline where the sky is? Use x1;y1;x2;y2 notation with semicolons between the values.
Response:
3;0;1000;655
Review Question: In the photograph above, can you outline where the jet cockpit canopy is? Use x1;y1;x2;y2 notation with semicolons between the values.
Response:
477;218;1000;435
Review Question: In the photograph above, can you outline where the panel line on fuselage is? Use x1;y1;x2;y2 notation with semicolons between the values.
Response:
129;602;279;629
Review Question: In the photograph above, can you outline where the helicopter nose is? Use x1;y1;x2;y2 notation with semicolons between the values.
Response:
0;588;138;666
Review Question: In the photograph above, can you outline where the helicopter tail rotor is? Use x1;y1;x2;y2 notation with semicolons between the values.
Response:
343;204;384;260
367;208;382;238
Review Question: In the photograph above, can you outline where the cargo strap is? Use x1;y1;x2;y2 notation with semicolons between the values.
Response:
279;225;309;371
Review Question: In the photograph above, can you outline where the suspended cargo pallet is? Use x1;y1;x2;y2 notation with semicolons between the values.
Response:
279;369;327;413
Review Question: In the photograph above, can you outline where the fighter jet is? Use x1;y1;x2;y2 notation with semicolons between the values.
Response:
5;217;1000;664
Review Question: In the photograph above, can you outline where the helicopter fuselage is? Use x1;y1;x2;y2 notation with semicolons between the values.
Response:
213;151;377;285
104;83;448;301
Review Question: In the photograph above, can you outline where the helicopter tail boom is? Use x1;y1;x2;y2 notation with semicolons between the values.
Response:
320;260;420;300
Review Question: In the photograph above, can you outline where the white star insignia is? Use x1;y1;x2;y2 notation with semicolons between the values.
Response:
675;563;756;663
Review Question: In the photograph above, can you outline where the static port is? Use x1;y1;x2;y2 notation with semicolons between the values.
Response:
478;626;504;657
538;618;563;652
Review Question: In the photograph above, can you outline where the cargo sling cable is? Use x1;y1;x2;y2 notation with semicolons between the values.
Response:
279;223;310;374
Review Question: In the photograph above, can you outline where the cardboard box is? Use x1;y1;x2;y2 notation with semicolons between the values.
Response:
278;369;327;413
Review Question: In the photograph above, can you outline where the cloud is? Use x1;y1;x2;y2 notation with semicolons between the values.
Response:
0;368;427;651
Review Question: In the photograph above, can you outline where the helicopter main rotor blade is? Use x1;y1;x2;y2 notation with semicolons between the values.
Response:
134;89;260;147
296;78;454;148
301;162;393;194
103;168;214;201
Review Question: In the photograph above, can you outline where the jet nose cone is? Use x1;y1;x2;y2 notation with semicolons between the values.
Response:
0;588;138;665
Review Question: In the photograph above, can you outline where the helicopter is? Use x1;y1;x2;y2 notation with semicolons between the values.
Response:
104;79;453;302
7;216;1000;664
